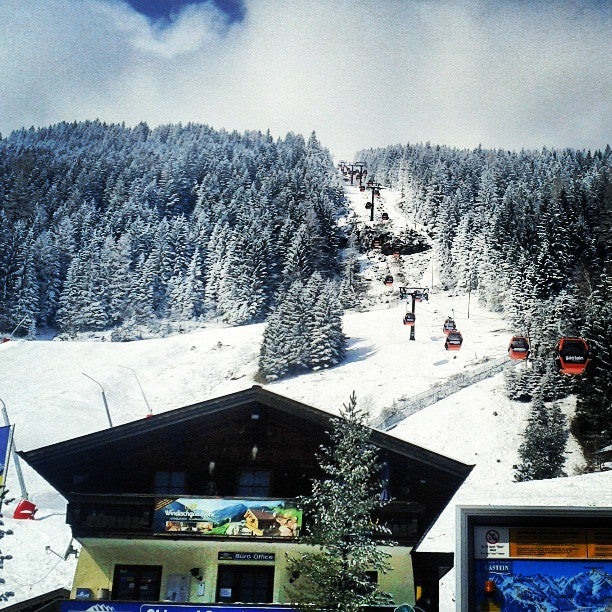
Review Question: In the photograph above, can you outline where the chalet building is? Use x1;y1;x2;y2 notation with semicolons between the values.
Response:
20;386;472;610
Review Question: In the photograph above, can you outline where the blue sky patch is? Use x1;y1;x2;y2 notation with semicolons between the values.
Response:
125;0;245;24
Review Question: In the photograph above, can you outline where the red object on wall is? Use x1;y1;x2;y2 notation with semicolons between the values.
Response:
13;499;38;520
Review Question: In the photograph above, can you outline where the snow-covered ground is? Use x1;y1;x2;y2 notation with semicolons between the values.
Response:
0;184;609;610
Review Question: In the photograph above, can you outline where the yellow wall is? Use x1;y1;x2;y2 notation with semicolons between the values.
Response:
72;538;415;605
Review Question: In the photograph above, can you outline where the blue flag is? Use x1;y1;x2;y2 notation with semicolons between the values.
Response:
0;425;13;496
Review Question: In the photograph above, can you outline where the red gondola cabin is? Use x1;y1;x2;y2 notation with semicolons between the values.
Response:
443;317;456;334
555;337;590;375
445;330;463;351
384;275;394;286
508;335;530;360
403;312;416;326
381;212;389;221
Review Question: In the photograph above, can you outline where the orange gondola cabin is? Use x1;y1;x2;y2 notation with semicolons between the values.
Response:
445;330;463;351
443;317;456;334
384;275;394;286
508;335;530;360
381;212;389;221
555;337;590;375
403;312;416;326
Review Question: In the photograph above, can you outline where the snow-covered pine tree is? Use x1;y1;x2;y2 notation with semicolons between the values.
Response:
306;279;346;371
573;272;612;458
514;392;569;481
286;393;393;612
258;280;309;380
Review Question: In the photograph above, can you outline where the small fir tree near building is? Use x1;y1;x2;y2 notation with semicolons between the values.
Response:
286;393;394;612
514;391;569;482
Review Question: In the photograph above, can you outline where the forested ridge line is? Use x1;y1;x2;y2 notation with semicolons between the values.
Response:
0;121;347;337
358;142;611;462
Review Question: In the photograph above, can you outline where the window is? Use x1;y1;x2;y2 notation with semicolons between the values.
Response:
154;471;186;495
216;565;274;603
112;565;162;601
237;470;271;497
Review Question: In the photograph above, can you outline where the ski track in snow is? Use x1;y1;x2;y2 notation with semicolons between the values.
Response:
0;184;609;610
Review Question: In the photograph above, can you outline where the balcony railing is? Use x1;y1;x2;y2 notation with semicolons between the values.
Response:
67;494;424;544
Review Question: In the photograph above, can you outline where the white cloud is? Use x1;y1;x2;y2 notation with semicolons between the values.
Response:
0;0;609;159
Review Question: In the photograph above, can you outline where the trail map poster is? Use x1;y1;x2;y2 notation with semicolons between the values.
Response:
473;526;612;610
475;558;612;610
153;498;302;538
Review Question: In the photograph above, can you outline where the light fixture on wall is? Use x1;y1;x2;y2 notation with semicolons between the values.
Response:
208;461;216;475
251;445;259;461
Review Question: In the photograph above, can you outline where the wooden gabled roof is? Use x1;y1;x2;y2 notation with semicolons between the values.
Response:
19;385;472;501
20;385;471;479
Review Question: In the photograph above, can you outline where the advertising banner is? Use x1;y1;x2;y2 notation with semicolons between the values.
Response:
0;425;13;496
62;604;296;612
153;498;302;538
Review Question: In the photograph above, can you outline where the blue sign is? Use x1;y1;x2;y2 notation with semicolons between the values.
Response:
0;425;13;495
62;603;296;612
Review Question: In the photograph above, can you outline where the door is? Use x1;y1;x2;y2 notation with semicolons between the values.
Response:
216;565;274;603
112;564;162;601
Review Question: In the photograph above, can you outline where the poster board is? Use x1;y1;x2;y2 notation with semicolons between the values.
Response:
457;506;612;611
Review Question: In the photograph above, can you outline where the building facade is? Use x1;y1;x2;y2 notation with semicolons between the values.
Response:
20;386;472;609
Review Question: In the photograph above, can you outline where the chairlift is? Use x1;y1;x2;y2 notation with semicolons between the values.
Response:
384;275;394;286
443;317;456;334
381;212;389;221
555;337;590;375
360;185;366;192
403;312;416;326
445;330;463;351
508;335;530;360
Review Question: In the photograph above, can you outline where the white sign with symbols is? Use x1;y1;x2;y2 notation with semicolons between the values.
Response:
474;526;510;558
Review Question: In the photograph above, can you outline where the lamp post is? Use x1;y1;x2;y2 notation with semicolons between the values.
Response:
82;373;113;428
115;365;153;418
0;398;29;501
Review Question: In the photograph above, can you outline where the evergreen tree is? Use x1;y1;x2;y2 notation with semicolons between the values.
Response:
307;280;346;370
286;393;394;612
573;273;612;458
515;393;569;481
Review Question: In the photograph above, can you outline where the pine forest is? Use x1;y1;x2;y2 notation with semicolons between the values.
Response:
0;122;610;461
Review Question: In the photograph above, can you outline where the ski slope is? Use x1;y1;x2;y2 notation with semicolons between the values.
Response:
0;184;609;610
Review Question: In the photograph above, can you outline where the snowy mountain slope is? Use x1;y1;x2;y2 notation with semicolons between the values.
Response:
0;183;607;610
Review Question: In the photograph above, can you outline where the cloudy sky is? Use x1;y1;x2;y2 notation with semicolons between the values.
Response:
0;0;610;159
